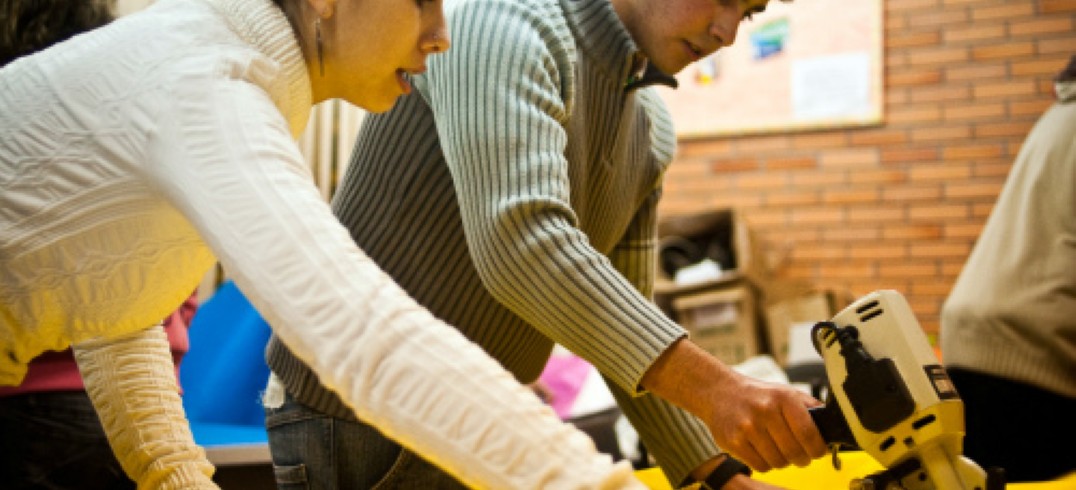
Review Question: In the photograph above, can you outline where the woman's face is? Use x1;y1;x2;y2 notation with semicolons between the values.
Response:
322;0;449;112
615;0;771;75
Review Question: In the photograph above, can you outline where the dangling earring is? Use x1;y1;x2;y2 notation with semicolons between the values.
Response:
315;18;324;77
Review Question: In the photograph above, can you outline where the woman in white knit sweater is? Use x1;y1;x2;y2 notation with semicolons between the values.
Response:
0;0;644;488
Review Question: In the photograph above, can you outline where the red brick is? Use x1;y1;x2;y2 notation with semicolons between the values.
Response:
793;171;848;187
850;245;908;260
791;208;846;225
791;244;848;261
909;204;969;220
851;130;910;146
944;223;985;239
745;209;787;227
888;70;943;87
911;85;972;103
907;46;971;66
1038;79;1058;96
910;242;971;258
766;190;820;207
889;31;943;48
882;224;944;240
849;206;906;222
1038;36;1076;55
1012;58;1075;77
973;80;1038;99
909;163;972;181
911;125;972;142
1010;98;1054;117
1009;17;1074;36
709;158;761;173
850;169;907;185
736;173;788;190
766;156;817;171
945;181;1005;199
879;262;939;277
971;3;1035;20
736;135;791;153
824;227;883;241
945;64;1007;82
676;139;733;158
821;149;880;168
973;162;1014;178
909;281;958;296
942;0;1002;5
890;105;944;124
823;262;882;280
941;262;967;276
971;42;1035;60
888;0;941;11
943;102;1006;121
1041;0;1076;13
882;147;940;164
791;132;850;150
943;24;1006;43
942;144;1004;160
884;185;944;202
972;202;996;218
907;10;970;27
824;189;881;205
974;121;1036;138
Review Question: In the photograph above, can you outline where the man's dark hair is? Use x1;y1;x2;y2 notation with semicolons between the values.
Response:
1;0;115;67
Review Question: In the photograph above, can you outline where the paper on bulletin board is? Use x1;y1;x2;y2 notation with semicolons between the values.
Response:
653;0;883;139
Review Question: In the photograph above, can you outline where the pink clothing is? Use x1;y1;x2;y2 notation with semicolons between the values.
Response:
0;294;196;396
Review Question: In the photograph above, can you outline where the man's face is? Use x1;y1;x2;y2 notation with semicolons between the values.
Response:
617;0;773;75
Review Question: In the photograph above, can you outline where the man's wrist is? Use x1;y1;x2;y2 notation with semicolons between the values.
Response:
700;456;751;490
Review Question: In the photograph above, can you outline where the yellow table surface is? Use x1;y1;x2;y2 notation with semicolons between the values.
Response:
635;452;1076;490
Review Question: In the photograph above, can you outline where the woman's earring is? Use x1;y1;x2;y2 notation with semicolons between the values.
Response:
315;18;324;76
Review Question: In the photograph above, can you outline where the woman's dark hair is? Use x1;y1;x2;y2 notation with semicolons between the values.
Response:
1;0;115;67
1057;55;1076;83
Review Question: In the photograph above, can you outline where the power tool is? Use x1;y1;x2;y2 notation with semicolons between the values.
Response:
806;290;1006;490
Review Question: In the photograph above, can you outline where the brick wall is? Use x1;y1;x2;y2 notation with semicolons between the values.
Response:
659;0;1076;337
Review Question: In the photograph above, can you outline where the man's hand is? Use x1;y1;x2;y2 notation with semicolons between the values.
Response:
642;339;828;472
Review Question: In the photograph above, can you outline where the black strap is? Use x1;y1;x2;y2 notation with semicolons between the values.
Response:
702;456;752;489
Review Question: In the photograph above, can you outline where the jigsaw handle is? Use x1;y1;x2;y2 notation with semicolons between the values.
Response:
809;404;858;450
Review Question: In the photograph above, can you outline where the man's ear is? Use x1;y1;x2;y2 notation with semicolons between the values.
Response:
307;0;335;19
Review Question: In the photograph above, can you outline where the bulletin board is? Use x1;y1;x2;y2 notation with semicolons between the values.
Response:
654;0;884;139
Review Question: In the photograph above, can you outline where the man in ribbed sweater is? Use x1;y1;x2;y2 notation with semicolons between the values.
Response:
264;0;828;488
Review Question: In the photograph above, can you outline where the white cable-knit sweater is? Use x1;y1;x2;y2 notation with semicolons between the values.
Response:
0;0;643;487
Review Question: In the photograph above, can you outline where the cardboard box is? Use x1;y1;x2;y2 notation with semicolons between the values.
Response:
764;290;841;367
672;285;760;366
656;208;765;284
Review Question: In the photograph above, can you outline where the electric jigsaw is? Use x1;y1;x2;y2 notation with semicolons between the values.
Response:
806;290;1006;490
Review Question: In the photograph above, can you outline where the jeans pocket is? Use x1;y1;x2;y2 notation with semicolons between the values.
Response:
273;463;309;490
369;450;413;490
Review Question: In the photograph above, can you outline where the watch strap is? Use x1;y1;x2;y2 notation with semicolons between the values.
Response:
702;456;752;490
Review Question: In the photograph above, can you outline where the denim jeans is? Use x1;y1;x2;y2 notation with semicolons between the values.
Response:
0;392;135;490
265;393;469;490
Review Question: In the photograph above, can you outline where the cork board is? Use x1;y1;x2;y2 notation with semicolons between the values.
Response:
654;0;884;139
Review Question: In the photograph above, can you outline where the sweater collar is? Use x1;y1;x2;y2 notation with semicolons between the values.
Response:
205;0;313;137
561;0;677;92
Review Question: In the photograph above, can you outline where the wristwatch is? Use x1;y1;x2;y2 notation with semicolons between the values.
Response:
701;456;752;490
